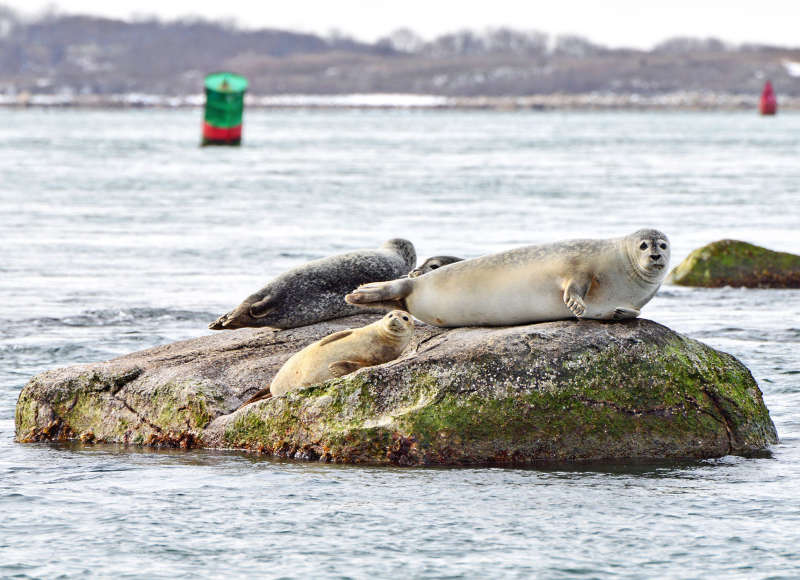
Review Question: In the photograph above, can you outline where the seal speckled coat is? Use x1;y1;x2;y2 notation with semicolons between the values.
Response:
210;239;416;330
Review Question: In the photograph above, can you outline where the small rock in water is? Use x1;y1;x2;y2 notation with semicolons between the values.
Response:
668;239;800;288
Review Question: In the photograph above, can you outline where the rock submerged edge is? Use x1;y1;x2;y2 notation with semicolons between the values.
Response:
15;317;777;466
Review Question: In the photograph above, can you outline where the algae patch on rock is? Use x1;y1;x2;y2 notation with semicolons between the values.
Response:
668;239;800;288
15;316;777;466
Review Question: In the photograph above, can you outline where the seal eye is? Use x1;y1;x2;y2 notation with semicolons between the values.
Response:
639;242;648;250
430;265;439;269
402;315;409;321
660;243;667;250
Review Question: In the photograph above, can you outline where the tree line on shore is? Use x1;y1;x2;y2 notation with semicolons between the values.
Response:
1;5;799;97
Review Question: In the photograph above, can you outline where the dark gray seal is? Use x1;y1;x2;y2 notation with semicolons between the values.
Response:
409;256;463;278
210;238;416;330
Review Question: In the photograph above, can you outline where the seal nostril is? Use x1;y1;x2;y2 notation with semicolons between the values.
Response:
650;254;661;261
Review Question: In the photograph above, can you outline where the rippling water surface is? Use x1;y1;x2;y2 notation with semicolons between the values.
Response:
1;109;799;578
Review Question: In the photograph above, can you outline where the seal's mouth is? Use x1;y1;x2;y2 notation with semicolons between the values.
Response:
650;264;665;270
386;316;413;334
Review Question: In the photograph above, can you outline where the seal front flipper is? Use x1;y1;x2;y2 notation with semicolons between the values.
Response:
328;360;368;377
345;278;412;311
249;296;276;318
562;277;590;318
237;387;273;410
318;330;353;346
612;307;640;320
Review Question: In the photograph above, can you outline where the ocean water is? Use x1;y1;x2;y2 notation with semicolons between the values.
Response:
1;108;800;578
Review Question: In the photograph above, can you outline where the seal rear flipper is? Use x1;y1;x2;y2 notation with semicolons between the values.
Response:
345;278;412;305
238;387;273;409
349;299;407;312
612;307;640;320
328;360;368;377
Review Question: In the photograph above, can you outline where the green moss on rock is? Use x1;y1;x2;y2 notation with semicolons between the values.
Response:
668;239;800;287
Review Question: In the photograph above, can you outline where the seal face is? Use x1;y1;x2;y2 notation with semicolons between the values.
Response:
346;229;670;327
267;310;414;397
209;238;416;330
408;256;463;278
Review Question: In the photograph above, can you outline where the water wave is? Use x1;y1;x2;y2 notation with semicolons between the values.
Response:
3;308;214;330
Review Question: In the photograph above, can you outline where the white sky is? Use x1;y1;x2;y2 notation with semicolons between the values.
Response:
4;0;800;49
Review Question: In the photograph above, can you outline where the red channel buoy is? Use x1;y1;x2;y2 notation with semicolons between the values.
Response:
759;81;777;116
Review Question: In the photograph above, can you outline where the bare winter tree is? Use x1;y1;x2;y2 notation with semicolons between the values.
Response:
653;36;728;54
424;30;486;57
376;28;425;53
484;28;547;56
552;34;604;58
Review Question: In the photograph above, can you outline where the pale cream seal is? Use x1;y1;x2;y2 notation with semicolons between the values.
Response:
346;229;670;327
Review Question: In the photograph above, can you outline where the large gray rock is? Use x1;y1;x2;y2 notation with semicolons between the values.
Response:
16;315;777;465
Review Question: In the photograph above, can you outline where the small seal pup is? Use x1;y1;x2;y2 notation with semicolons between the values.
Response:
210;238;416;330
409;256;463;278
346;229;670;327
241;310;414;406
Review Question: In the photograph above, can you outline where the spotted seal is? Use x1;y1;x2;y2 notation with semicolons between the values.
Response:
241;310;414;405
209;238;416;330
409;256;463;278
346;229;670;327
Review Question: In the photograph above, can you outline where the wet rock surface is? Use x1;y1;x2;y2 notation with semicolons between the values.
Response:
16;315;777;466
668;239;800;288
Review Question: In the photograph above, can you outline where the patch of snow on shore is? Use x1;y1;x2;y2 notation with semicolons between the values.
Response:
784;61;800;77
249;94;449;107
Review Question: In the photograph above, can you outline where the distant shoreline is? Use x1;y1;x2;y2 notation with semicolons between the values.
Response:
2;92;799;111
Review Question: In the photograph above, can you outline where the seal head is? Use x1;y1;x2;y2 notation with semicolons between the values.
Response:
624;229;671;285
378;309;414;342
409;256;463;278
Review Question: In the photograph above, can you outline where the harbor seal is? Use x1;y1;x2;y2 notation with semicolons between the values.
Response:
346;229;670;327
210;238;416;330
409;256;463;278
241;310;414;405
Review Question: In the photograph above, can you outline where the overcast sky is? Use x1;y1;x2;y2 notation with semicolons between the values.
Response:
4;0;799;49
